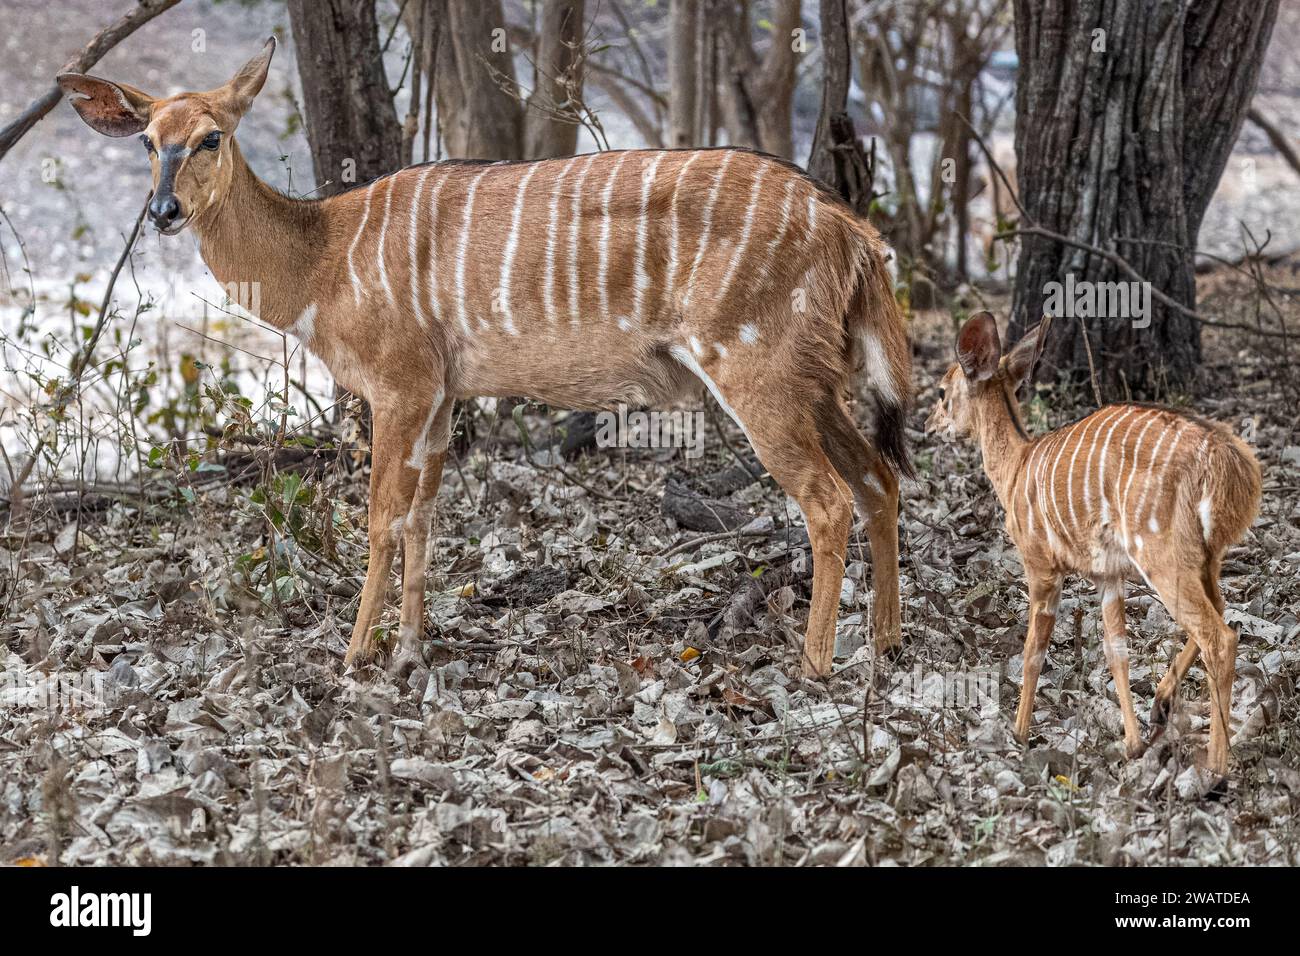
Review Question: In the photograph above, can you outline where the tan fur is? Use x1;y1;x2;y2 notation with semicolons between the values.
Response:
927;312;1261;778
61;40;914;679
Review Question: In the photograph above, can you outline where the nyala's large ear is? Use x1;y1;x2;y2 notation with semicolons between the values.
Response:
217;36;276;114
56;73;154;137
956;311;1002;382
1005;315;1052;388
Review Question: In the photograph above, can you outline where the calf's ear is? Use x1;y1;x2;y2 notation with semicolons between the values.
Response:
956;311;1001;382
1005;315;1052;388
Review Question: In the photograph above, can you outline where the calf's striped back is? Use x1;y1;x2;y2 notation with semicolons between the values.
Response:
1011;403;1258;575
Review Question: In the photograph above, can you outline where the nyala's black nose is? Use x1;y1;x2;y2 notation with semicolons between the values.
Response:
149;194;181;228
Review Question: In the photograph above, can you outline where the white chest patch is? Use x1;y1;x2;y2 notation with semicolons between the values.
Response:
292;302;317;344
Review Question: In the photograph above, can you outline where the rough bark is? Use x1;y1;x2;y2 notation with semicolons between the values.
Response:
719;0;801;158
524;0;586;158
400;0;429;167
1010;0;1279;395
667;0;698;148
1180;0;1281;238
433;0;524;159
808;0;851;188
692;0;721;146
286;0;401;196
808;0;873;214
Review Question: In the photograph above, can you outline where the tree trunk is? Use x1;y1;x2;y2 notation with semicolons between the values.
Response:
1180;0;1280;239
808;0;873;214
433;0;524;159
754;0;801;159
808;0;850;188
692;1;721;146
524;0;586;158
719;0;801;158
286;0;401;196
1011;0;1279;395
667;0;698;148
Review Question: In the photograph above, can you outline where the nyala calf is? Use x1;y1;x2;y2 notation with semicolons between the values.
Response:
927;312;1261;779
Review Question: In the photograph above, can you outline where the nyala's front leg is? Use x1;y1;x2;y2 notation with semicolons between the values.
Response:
1014;571;1061;743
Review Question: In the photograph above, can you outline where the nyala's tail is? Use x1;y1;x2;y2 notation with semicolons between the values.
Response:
843;235;914;481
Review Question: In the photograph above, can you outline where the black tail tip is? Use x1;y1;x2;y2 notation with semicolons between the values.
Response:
874;397;915;482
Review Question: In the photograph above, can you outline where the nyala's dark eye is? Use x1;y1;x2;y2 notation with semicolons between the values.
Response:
938;386;947;401
201;131;221;151
139;135;155;154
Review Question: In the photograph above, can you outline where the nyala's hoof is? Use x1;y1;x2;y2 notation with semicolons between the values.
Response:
387;646;424;680
801;661;832;681
1205;775;1230;801
873;638;905;664
1149;695;1173;737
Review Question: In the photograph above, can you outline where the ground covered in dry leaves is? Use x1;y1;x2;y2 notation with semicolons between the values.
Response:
2;272;1299;867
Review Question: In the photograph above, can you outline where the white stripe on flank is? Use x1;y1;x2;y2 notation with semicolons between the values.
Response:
1119;413;1160;544
1131;420;1178;535
597;152;631;323
806;193;818;238
1081;407;1121;524
1029;436;1048;536
670;345;753;445
664;152;704;314
543;159;575;325
630;152;666;326
1110;412;1139;542
375;176;397;307
1047;427;1074;536
408;166;433;328
456;168;491;336
739;323;759;345
716;163;769;304
1096;406;1135;525
765;179;797;260
424;174;449;327
1065;413;1101;528
1037;432;1062;541
1141;422;1190;534
682;151;736;310
498;162;540;336
1199;495;1213;542
1022;439;1040;533
567;153;601;328
346;181;377;306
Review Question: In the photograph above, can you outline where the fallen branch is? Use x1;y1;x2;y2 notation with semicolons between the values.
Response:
661;478;756;533
0;0;182;162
